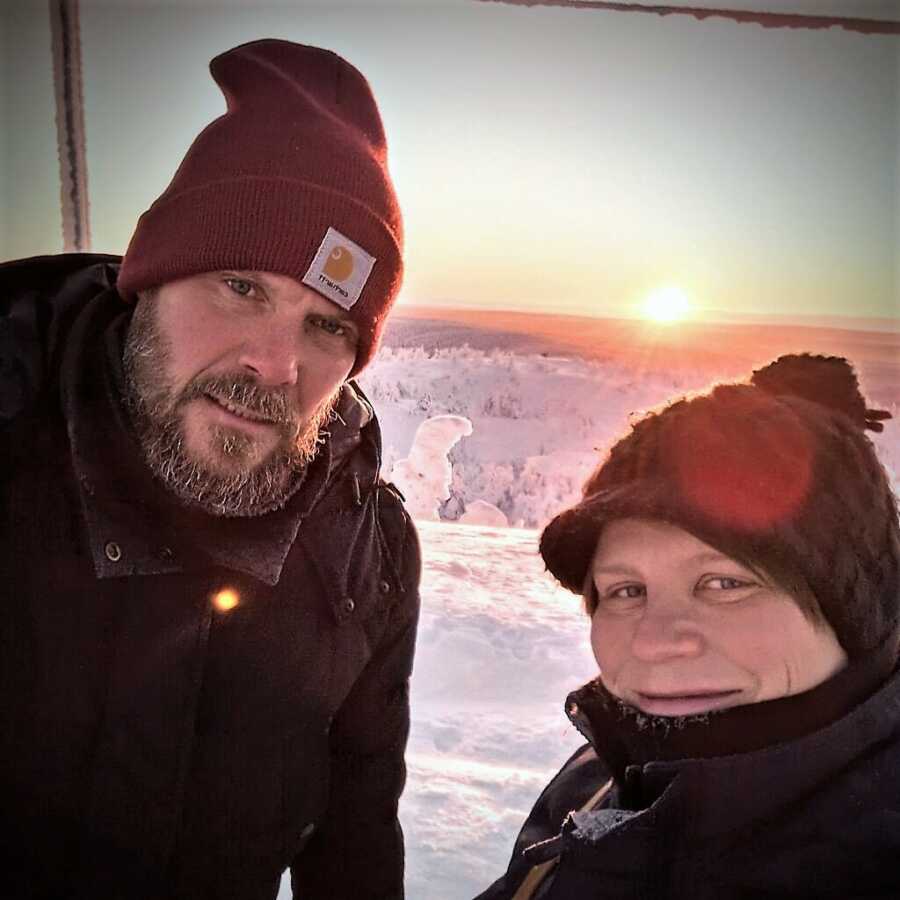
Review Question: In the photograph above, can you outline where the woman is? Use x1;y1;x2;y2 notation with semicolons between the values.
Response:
475;354;900;900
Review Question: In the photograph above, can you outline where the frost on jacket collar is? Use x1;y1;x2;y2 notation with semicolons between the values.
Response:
477;662;900;900
564;635;900;819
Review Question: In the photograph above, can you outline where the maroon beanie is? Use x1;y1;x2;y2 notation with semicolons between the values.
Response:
117;39;403;376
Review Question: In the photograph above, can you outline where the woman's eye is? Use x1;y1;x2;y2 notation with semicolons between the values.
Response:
224;278;255;297
700;575;753;592
611;584;645;599
595;583;646;611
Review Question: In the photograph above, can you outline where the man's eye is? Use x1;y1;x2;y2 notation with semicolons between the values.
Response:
310;315;348;337
224;278;255;297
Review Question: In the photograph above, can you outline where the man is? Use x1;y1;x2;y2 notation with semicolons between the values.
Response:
0;39;419;900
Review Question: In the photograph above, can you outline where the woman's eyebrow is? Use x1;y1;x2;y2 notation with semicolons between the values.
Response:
591;563;644;578
685;551;743;567
593;552;742;577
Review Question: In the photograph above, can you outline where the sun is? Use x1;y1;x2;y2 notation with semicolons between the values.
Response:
641;286;692;324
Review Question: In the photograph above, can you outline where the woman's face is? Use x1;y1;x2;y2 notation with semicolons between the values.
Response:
589;518;847;716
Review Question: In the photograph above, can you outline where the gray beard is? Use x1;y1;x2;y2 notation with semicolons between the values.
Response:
122;297;337;518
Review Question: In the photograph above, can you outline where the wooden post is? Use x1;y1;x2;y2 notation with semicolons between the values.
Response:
476;0;900;36
49;0;90;252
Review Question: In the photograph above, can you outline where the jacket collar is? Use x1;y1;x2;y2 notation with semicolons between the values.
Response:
567;640;900;834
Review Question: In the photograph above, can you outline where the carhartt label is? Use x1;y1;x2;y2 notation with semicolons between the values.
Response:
302;227;376;310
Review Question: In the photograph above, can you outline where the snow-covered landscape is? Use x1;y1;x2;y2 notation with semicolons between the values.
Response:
278;310;899;899
364;311;900;526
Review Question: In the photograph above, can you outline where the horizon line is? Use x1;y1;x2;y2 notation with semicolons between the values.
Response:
394;300;900;333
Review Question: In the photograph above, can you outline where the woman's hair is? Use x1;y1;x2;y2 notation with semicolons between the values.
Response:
540;354;899;658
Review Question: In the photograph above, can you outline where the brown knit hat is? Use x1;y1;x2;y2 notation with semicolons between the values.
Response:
540;354;899;658
117;39;403;376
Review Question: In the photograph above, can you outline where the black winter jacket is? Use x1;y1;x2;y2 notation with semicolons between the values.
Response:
0;255;420;900
476;665;900;900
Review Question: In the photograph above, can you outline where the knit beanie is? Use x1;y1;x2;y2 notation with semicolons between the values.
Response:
540;354;900;658
117;39;403;376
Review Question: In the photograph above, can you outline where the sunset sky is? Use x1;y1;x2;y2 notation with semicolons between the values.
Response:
3;0;898;323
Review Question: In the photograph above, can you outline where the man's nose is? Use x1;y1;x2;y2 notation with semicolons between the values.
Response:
629;606;704;663
237;325;299;386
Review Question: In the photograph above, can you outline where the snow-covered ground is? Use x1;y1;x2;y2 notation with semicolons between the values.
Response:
400;521;596;899
278;521;596;900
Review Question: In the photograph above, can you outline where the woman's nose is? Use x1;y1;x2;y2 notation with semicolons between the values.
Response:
629;608;705;663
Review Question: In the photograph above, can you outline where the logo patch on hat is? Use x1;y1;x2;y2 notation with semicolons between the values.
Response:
302;227;376;310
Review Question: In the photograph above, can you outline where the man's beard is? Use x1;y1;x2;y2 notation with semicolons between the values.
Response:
122;298;338;517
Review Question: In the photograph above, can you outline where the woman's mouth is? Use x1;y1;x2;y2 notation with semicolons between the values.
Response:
633;690;743;716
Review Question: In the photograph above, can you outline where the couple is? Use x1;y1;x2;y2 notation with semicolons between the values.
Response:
1;39;898;900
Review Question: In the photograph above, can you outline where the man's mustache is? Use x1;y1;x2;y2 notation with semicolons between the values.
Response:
181;373;299;429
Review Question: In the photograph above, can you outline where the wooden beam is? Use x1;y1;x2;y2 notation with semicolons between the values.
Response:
475;0;900;35
49;0;91;252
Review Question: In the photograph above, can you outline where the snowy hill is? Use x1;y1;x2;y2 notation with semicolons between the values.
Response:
359;311;900;529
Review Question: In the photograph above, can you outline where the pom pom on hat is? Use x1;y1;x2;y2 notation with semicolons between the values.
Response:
752;354;893;433
117;39;403;376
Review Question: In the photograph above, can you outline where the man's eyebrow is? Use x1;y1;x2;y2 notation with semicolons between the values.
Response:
225;269;267;283
316;309;358;330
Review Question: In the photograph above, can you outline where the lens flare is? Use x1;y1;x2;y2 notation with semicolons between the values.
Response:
671;402;813;531
213;588;240;612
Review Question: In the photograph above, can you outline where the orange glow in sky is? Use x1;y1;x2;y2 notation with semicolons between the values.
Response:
641;286;692;324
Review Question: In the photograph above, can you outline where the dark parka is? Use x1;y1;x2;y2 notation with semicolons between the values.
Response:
475;667;900;900
0;255;420;900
